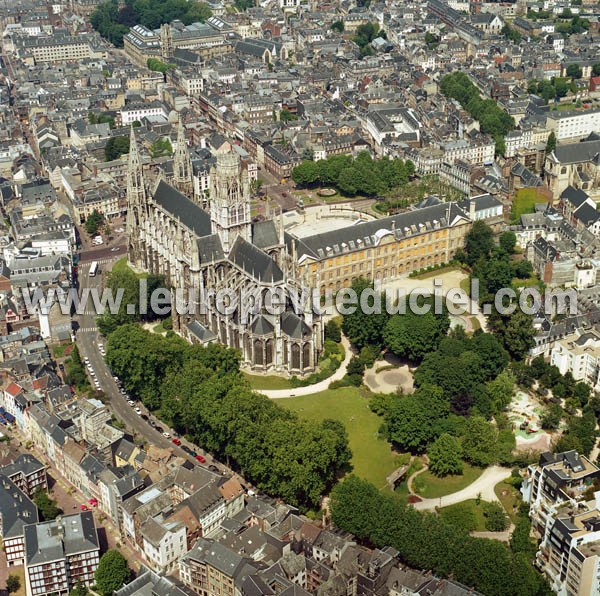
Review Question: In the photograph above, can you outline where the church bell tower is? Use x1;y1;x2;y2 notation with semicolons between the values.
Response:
209;144;251;253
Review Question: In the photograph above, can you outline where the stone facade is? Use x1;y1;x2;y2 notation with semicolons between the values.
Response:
126;128;321;375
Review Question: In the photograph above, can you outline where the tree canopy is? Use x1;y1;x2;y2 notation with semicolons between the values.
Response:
440;71;514;155
91;0;212;47
33;489;61;521
95;550;130;596
292;152;414;197
330;476;550;596
383;306;450;363
106;325;351;508
428;433;463;476
105;135;130;161
85;209;106;236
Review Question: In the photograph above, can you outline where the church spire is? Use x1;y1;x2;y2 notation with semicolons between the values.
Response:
126;126;146;269
126;126;146;212
173;115;193;198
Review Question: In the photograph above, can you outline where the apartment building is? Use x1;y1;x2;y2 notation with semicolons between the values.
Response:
120;101;168;126
24;512;100;596
0;453;47;497
179;537;255;596
551;331;600;390
0;474;39;566
17;35;96;65
546;109;600;142
522;451;600;595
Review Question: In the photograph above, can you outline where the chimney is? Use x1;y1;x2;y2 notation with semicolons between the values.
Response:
469;200;476;221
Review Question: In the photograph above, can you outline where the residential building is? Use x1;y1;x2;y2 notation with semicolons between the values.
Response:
24;511;100;596
0;454;47;497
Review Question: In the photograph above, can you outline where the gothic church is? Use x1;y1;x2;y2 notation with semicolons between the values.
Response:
126;123;322;375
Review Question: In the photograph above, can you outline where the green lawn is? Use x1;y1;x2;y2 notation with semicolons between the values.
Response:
494;481;522;523
112;257;148;278
511;188;551;222
280;387;401;489
51;342;72;359
244;373;294;390
438;499;488;531
413;463;483;499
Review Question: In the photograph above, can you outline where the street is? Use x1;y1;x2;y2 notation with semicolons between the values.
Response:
74;258;228;473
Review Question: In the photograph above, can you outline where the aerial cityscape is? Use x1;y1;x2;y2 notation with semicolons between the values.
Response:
0;0;600;595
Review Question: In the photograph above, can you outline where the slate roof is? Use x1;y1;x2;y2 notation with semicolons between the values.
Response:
186;320;217;342
560;186;590;208
24;511;99;566
0;454;45;480
281;312;311;339
153;180;211;238
288;203;468;262
197;233;224;263
0;474;38;538
229;236;284;283
252;220;279;249
573;202;600;227
553;136;600;165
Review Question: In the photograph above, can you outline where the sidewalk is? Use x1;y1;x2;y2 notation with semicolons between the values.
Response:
260;336;353;399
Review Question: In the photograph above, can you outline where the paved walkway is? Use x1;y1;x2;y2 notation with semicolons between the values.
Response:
411;466;512;511
261;336;353;399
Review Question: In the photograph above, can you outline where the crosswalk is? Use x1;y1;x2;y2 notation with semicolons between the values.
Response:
78;257;119;269
78;327;98;333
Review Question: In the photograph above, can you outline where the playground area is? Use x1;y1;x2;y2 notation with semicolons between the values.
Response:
508;390;552;451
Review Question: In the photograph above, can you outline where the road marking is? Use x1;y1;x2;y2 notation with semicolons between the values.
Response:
78;327;98;333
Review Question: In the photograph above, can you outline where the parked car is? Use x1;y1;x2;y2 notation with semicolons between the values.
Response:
194;454;206;463
162;431;170;438
172;438;181;446
135;407;142;415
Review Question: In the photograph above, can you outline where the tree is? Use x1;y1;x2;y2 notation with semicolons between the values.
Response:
499;231;517;255
147;58;176;73
280;108;299;122
428;433;463;476
6;575;21;594
383;308;449;363
85;209;105;236
546;131;557;154
513;259;533;280
566;64;583;79
332;20;344;32
33;489;61;521
461;416;498;466
488;307;536;361
540;402;563;430
464;221;494;266
501;24;521;43
250;178;263;195
341;277;388;350
486;370;515;413
70;583;90;596
324;319;342;343
484;502;509;532
149;137;173;158
330;476;549;596
385;385;450;452
95;550;130;596
104;135;129;161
